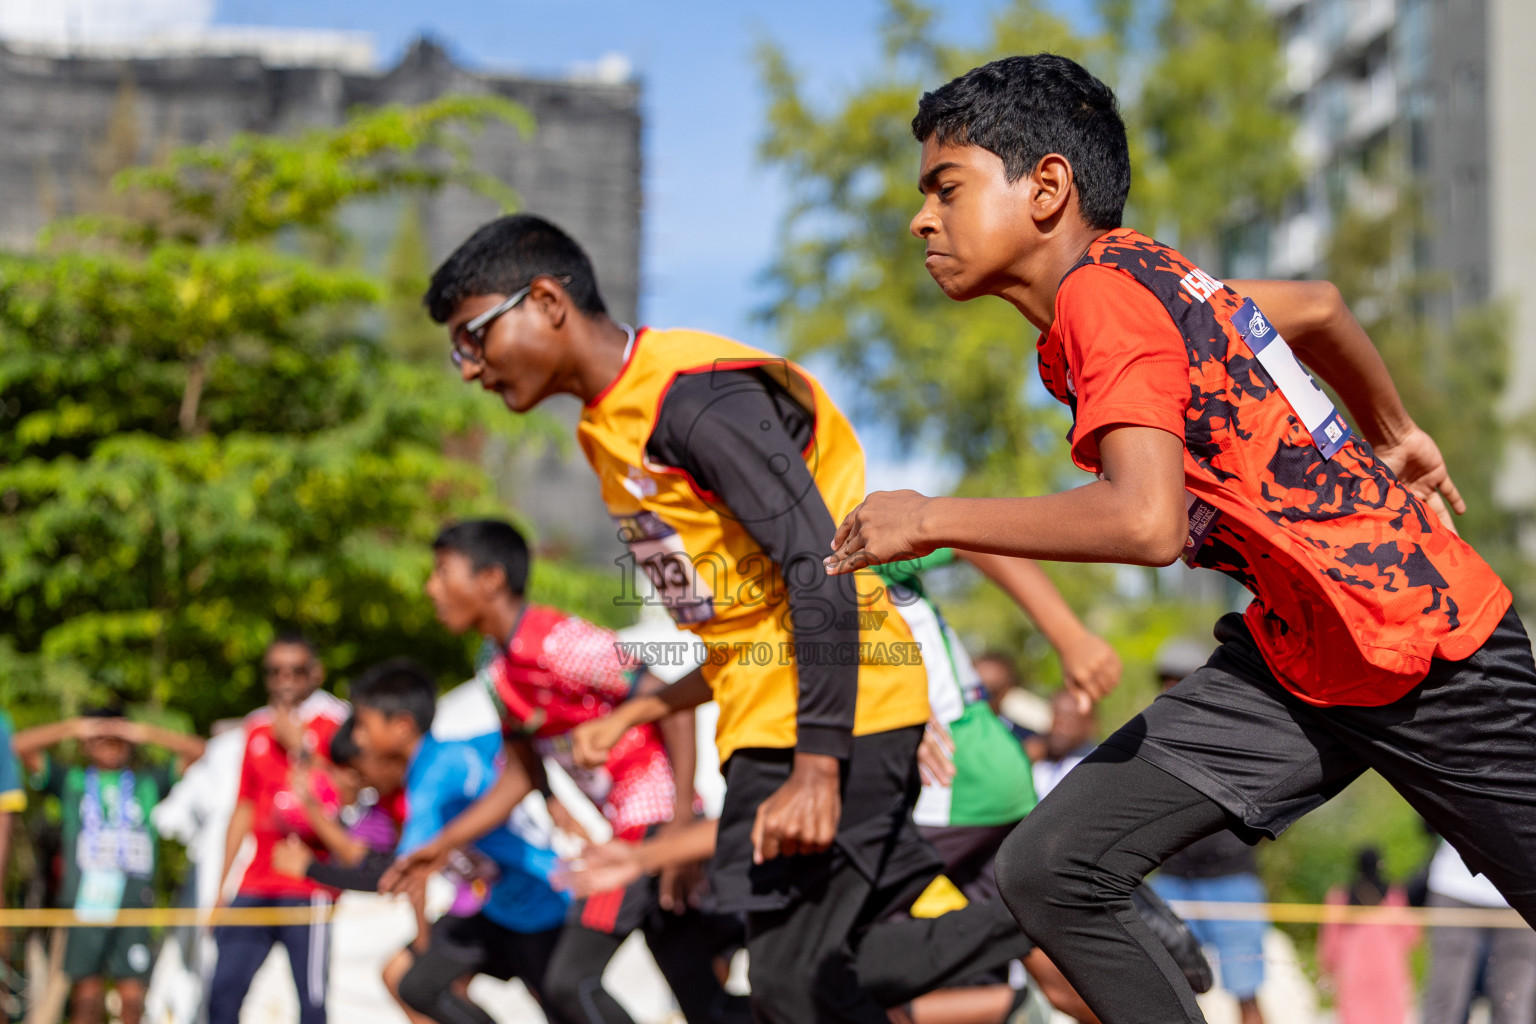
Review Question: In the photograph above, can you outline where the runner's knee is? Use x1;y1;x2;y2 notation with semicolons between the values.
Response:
541;964;603;1021
995;814;1093;922
745;937;815;1020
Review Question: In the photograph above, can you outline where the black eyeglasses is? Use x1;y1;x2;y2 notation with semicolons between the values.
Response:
449;276;572;368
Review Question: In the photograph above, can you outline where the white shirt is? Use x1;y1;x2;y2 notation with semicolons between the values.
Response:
1428;841;1508;907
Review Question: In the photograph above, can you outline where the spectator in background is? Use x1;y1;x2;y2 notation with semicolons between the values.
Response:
971;653;1033;744
1421;839;1536;1024
13;705;205;1024
0;710;23;1008
145;718;248;1024
210;633;348;1024
0;710;25;902
1148;639;1269;1024
1319;848;1419;1024
1030;691;1098;800
270;716;407;889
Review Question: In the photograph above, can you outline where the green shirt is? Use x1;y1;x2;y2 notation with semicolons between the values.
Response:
875;550;1037;827
37;759;173;910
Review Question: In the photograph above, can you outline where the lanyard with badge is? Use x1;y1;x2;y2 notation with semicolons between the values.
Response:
1182;297;1356;564
75;768;152;920
1230;298;1353;456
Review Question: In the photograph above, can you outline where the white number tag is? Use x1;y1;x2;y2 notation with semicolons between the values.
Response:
1232;299;1353;458
75;869;126;922
617;512;715;625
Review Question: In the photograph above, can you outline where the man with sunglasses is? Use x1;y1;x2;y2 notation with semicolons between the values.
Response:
210;633;349;1024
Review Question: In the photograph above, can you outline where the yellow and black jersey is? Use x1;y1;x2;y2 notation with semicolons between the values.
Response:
578;327;929;763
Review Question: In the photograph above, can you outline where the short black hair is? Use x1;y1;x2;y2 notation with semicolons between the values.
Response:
433;519;531;597
973;651;1020;682
912;53;1130;230
82;703;127;720
329;716;361;768
424;213;608;323
350;658;437;735
267;631;317;658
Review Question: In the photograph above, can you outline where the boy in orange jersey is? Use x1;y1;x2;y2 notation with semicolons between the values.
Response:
411;214;1033;1024
825;53;1534;1024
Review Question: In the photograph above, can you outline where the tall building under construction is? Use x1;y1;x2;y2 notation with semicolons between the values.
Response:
0;32;643;560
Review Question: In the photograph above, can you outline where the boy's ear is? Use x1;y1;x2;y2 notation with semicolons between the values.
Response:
1030;154;1078;225
475;563;511;599
529;276;568;331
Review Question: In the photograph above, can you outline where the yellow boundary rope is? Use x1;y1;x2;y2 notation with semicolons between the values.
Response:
0;900;1523;929
0;903;398;928
1168;900;1527;929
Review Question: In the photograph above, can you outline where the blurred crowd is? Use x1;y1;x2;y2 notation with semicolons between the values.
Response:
0;618;1531;1024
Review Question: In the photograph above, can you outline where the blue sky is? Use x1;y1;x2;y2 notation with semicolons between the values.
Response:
208;0;1087;489
212;0;1009;342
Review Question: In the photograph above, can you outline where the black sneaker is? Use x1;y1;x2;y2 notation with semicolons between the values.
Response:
1131;884;1214;994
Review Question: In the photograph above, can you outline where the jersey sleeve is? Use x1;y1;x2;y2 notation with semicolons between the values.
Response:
236;730;261;803
648;370;860;759
540;616;640;703
397;745;490;856
308;715;342;764
396;774;446;857
0;717;26;812
1055;265;1190;472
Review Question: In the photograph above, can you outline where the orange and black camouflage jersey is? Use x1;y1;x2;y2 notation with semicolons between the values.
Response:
1037;228;1510;707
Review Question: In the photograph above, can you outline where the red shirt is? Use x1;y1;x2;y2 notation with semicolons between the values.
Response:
1037;230;1510;706
235;690;349;898
484;605;675;839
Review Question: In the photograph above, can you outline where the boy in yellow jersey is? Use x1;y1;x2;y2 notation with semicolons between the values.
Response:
418;214;1030;1024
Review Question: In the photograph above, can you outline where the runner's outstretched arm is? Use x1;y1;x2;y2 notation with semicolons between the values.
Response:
826;425;1187;574
633;672;700;825
554;818;720;898
956;550;1122;709
378;742;536;894
570;667;713;769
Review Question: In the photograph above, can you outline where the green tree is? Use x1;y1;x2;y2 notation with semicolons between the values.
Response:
0;97;614;729
1323;191;1524;589
758;0;1296;690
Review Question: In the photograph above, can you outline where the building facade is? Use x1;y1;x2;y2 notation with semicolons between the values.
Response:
1259;0;1536;503
0;33;642;560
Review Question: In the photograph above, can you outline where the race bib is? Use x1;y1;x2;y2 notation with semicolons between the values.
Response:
1231;299;1353;459
616;512;715;625
75;868;126;922
77;828;154;876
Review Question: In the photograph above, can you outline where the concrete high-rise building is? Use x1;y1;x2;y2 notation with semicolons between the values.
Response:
0;31;643;560
1258;0;1536;501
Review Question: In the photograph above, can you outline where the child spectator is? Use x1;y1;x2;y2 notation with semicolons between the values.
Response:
13;704;205;1024
350;658;570;1024
389;518;745;1024
1320;848;1419;1024
0;709;26;906
270;716;407;890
